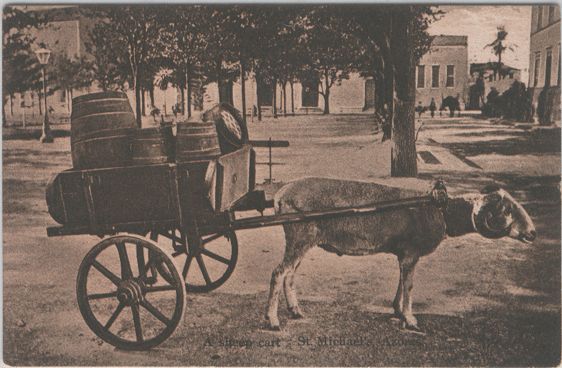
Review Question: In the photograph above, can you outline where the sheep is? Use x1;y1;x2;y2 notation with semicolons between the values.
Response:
266;177;536;331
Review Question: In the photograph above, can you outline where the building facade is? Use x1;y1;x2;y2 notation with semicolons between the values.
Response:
528;5;561;123
203;73;375;117
4;6;376;122
415;35;469;108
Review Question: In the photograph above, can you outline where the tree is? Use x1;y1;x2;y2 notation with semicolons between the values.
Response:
198;6;239;106
159;6;206;117
485;26;517;80
2;6;44;124
86;22;131;92
388;6;438;177
345;5;438;176
48;53;94;112
87;6;163;127
298;6;361;114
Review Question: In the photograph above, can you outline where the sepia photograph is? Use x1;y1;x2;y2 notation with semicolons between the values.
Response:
2;3;561;366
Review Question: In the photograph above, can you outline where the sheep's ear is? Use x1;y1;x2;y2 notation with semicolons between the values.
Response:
481;184;501;194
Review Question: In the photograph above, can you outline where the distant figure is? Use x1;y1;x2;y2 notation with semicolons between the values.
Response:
415;101;425;118
150;106;161;122
442;96;460;117
172;103;181;118
429;98;436;118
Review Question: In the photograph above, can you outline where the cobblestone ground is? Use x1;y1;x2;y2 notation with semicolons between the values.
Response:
3;114;560;366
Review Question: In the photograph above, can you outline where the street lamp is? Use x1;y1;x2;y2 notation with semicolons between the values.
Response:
35;47;53;143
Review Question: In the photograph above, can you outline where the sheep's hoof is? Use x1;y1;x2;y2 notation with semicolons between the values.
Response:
400;321;425;335
288;306;305;319
392;309;403;320
266;314;281;331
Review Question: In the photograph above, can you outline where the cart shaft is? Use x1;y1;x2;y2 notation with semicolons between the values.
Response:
216;195;436;232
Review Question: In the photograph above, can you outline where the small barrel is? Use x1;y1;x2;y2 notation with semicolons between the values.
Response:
176;120;221;163
131;125;175;165
71;91;136;169
202;103;249;155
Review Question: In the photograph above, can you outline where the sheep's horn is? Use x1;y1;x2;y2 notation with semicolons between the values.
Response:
474;211;510;239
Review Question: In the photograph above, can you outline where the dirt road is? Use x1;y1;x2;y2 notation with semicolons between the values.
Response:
3;115;560;366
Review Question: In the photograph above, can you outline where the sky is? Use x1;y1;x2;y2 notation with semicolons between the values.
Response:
428;5;532;82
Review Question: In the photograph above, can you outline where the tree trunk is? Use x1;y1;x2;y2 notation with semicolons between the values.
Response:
134;72;142;128
390;10;417;177
290;81;295;116
272;78;278;119
69;89;73;114
240;62;247;123
256;73;262;121
216;58;227;104
382;34;394;142
2;95;7;127
180;86;185;115
141;88;146;116
497;51;502;80
187;78;192;118
9;94;13;116
323;73;330;114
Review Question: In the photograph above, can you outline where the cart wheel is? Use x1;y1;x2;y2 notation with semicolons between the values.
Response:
153;230;238;293
76;234;185;350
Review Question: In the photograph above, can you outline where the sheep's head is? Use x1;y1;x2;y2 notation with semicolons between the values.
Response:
474;185;536;243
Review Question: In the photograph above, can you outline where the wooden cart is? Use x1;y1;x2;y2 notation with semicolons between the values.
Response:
46;145;448;350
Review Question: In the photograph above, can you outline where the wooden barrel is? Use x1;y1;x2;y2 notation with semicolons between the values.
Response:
202;103;249;155
131;125;175;165
176;120;221;163
71;91;136;169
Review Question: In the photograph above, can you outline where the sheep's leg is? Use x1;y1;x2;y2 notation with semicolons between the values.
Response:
266;261;290;330
267;225;316;330
398;253;420;331
284;260;304;319
392;271;404;319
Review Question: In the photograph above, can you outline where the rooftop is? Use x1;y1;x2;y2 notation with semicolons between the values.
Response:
432;35;468;47
470;62;520;74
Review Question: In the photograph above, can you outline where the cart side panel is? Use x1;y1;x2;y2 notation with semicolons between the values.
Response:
216;145;251;212
87;165;178;225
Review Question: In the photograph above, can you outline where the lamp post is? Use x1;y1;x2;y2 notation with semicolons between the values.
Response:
35;47;53;143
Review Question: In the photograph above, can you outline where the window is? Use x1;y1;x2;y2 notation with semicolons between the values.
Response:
534;52;541;87
548;5;555;25
545;47;553;87
537;6;543;30
431;65;440;88
417;65;425;88
446;65;455;87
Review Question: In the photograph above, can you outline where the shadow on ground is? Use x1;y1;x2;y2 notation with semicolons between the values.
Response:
439;128;561;156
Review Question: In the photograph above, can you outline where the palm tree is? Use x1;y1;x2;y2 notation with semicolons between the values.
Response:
485;26;517;80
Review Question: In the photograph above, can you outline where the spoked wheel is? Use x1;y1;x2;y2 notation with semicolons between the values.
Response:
152;229;238;293
76;234;185;350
